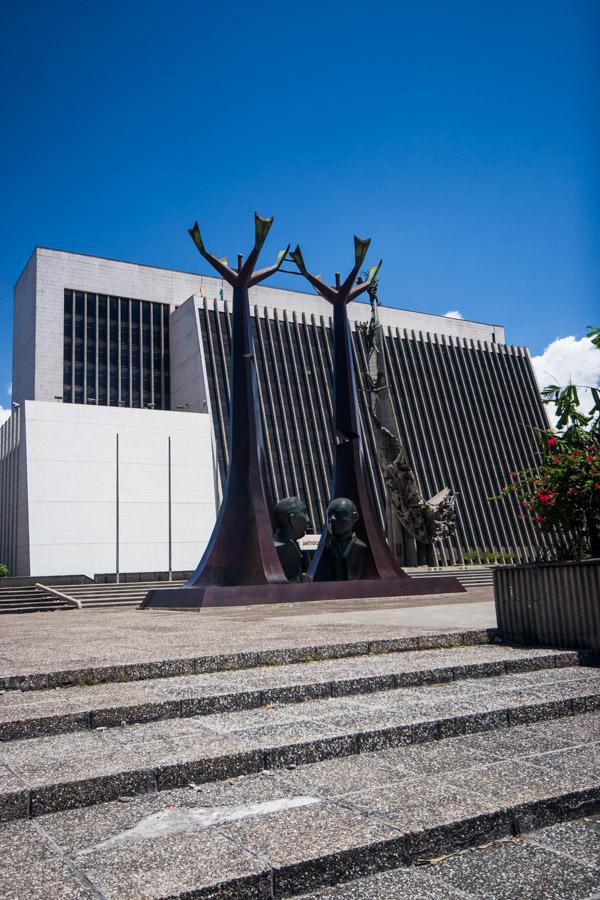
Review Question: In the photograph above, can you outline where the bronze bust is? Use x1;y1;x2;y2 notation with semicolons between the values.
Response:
320;497;367;580
274;497;310;582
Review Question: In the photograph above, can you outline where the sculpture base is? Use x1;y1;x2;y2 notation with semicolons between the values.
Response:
140;576;465;610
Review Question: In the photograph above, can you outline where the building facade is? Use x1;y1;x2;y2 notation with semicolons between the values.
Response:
0;247;547;577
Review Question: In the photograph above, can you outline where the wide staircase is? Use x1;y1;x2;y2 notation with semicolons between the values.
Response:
0;583;76;615
409;565;494;588
49;579;187;609
1;628;599;897
0;580;186;612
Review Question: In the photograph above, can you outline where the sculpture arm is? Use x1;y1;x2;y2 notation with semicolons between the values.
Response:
189;222;238;285
290;245;337;303
348;260;382;302
250;244;291;287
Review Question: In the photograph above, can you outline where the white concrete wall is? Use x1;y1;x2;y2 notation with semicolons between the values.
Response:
12;252;37;405
169;295;209;414
22;401;217;577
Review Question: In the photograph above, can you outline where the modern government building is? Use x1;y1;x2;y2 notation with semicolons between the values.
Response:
0;246;549;578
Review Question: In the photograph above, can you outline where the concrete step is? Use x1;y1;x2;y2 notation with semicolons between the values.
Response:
298;813;600;898
409;567;494;588
74;599;143;608
57;581;185;594
1;712;598;897
0;605;72;615
0;586;74;615
1;663;600;823
52;580;187;611
0;627;496;691
0;645;580;742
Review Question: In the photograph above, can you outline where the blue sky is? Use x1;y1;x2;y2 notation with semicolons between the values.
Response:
1;0;598;414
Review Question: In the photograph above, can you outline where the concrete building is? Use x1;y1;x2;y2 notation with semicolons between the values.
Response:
0;247;547;577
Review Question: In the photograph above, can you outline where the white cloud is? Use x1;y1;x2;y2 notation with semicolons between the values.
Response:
444;310;463;319
0;407;10;427
531;335;600;426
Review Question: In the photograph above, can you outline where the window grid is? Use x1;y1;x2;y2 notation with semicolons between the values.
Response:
63;289;170;410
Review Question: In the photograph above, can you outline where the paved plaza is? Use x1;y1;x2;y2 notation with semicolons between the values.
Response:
0;588;599;898
0;587;495;685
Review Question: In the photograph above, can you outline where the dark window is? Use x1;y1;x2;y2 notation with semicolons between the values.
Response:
74;292;85;403
63;290;170;410
63;291;73;403
162;305;170;409
131;300;141;407
97;295;107;405
86;294;96;403
109;297;119;406
142;302;152;405
120;298;130;406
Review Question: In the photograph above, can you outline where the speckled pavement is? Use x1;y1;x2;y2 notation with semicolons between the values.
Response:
0;592;599;898
299;815;600;898
0;585;495;686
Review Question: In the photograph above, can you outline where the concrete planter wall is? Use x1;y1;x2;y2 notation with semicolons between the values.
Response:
494;559;600;652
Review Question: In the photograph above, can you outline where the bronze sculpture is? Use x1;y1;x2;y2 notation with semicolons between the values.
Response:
291;238;406;582
319;498;367;580
359;279;457;563
274;497;310;582
185;214;289;588
142;220;465;610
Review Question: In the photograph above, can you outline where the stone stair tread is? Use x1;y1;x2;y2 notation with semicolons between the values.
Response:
0;645;578;740
0;627;497;690
299;816;600;898
1;719;599;899
2;669;600;821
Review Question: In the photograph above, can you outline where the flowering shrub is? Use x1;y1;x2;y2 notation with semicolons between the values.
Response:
494;326;600;559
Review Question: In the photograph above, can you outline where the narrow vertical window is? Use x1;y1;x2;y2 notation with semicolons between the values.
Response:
120;298;130;406
97;295;107;405
162;304;170;409
109;297;119;405
152;305;162;407
86;294;96;403
74;292;85;403
142;302;152;406
131;300;141;407
63;290;73;402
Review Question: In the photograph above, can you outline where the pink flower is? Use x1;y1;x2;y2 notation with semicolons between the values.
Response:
547;437;558;446
535;514;543;525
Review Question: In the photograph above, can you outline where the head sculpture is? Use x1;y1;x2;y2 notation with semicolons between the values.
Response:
274;497;310;541
274;497;310;582
327;497;359;542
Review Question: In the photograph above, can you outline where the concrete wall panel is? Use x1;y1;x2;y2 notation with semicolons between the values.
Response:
22;401;216;577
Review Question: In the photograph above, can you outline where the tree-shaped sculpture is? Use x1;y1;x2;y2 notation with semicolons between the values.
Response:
187;214;290;587
291;238;406;581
